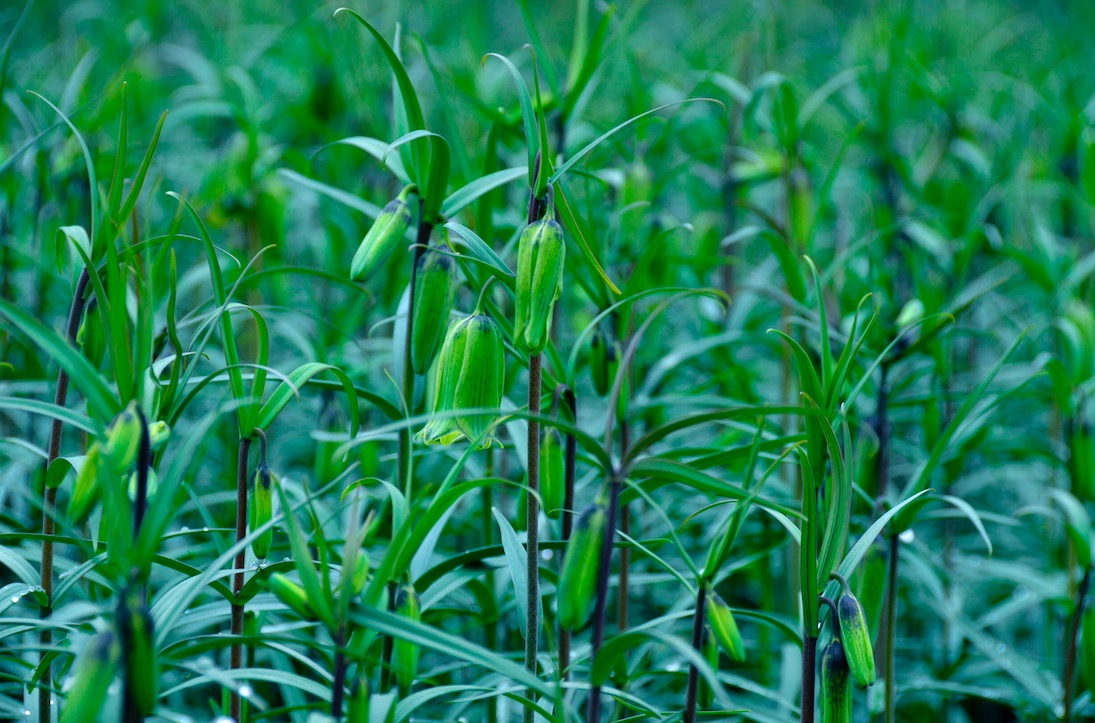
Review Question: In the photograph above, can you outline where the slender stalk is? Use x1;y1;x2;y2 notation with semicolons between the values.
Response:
331;625;348;718
558;389;577;681
883;533;900;723
618;420;631;634
1064;567;1091;720
585;475;622;723
230;433;254;723
381;582;397;691
123;419;152;723
484;447;499;723
524;353;542;723
682;585;707;723
874;361;891;506
39;268;90;723
132;409;151;536
121;588;141;723
801;633;818;723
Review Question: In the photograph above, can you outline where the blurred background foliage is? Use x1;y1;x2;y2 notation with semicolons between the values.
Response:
3;0;1095;721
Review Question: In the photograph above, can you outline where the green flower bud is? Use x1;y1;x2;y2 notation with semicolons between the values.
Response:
350;185;416;282
838;592;876;687
513;212;565;355
69;443;101;524
419;313;505;448
148;420;170;451
103;400;142;471
393;584;421;690
60;631;120;723
820;639;852;723
269;573;315;620
127;468;158;502
350;550;370;597
541;428;565;519
558;500;607;631
248;462;276;560
418;315;472;446
78;300;106;369
589;329;620;398
119;590;157;715
706;588;745;662
453;314;505;447
411;247;457;374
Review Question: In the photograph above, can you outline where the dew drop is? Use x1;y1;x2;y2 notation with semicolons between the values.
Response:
541;549;553;561
996;643;1006;653
11;596;19;603
239;684;253;698
180;526;190;532
898;529;915;544
23;711;30;717
250;562;259;571
666;661;681;672
202;527;210;532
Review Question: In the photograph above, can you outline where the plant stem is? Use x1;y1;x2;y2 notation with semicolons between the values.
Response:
230;434;253;723
1064;567;1091;720
40;268;90;723
559;388;577;682
874;361;891;506
483;447;499;723
801;633;818;723
585;474;622;723
133;409;151;537
683;585;707;723
381;581;397;691
123;419;151;723
331;625;348;718
618;420;631;635
883;533;900;723
524;352;542;723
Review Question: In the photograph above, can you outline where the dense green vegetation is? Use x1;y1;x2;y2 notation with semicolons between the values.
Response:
2;1;1095;721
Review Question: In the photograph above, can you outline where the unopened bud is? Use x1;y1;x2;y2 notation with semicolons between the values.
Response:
248;462;276;560
350;185;416;282
393;584;422;690
838;592;876;687
513;210;565;355
706;588;745;662
541;428;565;519
820;639;852;723
102;400;142;470
59;631;120;723
411;247;456;374
558;500;607;631
268;573;315;620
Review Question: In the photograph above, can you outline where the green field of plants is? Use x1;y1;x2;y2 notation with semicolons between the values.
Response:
3;1;1094;721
